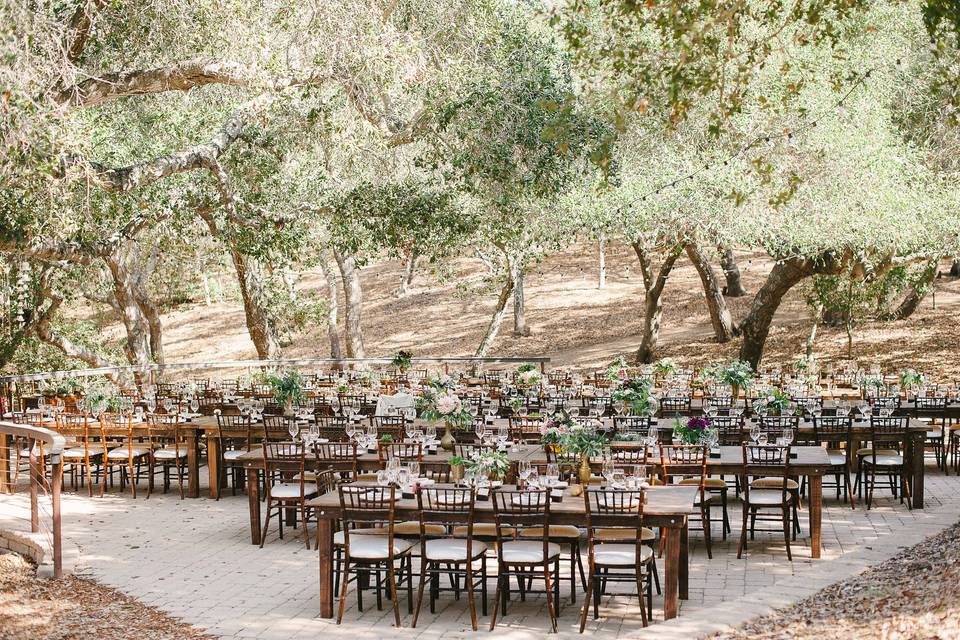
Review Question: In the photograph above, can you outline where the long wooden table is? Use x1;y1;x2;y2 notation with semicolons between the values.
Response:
306;484;699;621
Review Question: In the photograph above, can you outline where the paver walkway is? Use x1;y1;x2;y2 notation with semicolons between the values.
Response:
2;461;959;639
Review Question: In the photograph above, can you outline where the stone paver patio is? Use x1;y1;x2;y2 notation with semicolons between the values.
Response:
2;460;959;639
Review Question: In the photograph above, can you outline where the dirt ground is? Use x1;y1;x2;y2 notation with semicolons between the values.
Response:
0;551;212;640
107;242;960;378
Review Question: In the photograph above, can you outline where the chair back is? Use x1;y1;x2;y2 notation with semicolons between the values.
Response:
742;444;792;503
659;444;707;494
216;412;253;451
338;485;398;548
416;486;476;546
377;442;422;465
314;442;358;479
491;488;550;554
583;488;646;558
915;396;947;411
811;416;852;450
868;416;909;461
758;415;799;440
372;415;406;440
660;396;692;415
508;416;544;443
263;414;298;441
612;415;654;438
710;415;744;445
261;441;306;498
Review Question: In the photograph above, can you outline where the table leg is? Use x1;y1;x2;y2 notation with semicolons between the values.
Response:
318;517;334;618
247;467;261;545
809;474;822;559
0;433;10;494
186;431;200;499
679;522;689;600
663;526;680;620
208;437;221;500
910;431;925;509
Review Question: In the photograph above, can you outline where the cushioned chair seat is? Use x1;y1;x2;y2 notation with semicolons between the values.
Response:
452;523;514;538
424;538;488;561
342;534;414;560
751;477;799;490
500;540;561;563
519;525;581;539
593;527;656;542
856;448;899;457
862;454;904;466
678;477;728;489
925;430;942;439
747;489;794;506
294;471;317;482
393;521;446;536
356;473;379;482
153;448;188;459
106;447;150;459
592;543;654;567
222;449;248;461
334;527;387;545
828;453;848;466
62;447;89;458
268;482;317;499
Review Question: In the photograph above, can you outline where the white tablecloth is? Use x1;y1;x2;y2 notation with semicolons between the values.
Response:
374;392;415;417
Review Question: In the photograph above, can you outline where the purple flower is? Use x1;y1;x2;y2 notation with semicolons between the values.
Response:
686;416;712;431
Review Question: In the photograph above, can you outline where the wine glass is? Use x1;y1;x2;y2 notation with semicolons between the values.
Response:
757;432;769;446
545;463;560;487
376;469;390;487
602;459;615;485
345;421;357;442
782;427;794;447
288;419;299;442
749;424;761;444
475;421;487;443
425;424;437;442
405;420;416;441
406;461;420;479
518;460;532;487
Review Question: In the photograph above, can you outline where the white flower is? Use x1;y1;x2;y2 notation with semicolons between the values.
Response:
435;393;461;415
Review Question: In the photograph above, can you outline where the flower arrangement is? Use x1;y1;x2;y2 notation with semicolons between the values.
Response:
899;369;925;389
653;357;678;377
264;369;306;410
417;388;473;428
461;449;510;479
673;416;712;445
41;377;84;397
425;373;455;391
558;425;608;459
391;350;413;373
605;355;630;382
755;388;793;415
82;380;123;414
793;355;818;375
516;364;543;387
611;376;656;415
705;359;754;389
541;410;575;446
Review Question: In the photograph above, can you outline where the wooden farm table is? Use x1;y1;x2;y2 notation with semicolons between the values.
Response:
306;484;699;621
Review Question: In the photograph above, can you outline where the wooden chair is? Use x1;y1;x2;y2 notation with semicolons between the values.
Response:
580;488;652;631
659;444;715;558
263;414;298;442
411;487;488;631
146;413;188;499
489;489;560;632
508;416;544;444
612;416;654;439
336;485;414;627
861;416;911;510
371;415;406;440
916;396;948;471
215;412;253;498
811;416;855;508
737;444;794;560
260;442;317;548
101;413;150;498
315;415;349;441
659;396;692;416
55;413;103;496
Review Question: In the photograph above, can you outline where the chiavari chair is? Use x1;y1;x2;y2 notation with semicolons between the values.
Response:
580;488;652;631
101;412;150;498
811;416;855;508
55;413;102;496
336;485;414;627
489;488;560;633
146;413;188;499
215;411;253;498
738;444;794;560
860;416;911;510
260;441;317;548
508;415;544;444
659;444;715;557
411;487;487;631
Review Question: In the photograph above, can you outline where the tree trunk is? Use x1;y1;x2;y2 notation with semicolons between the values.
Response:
131;247;164;364
511;257;531;337
475;276;515;357
333;248;365;359
319;253;343;359
806;302;821;358
686;243;735;343
598;232;606;289
882;259;939;320
719;248;747;297
103;253;153;368
397;248;418;297
199;211;280;359
738;252;847;369
951;259;960;277
633;242;684;363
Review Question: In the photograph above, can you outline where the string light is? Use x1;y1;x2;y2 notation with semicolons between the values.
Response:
620;59;889;211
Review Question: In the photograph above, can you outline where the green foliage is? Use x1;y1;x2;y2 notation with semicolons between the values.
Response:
703;360;755;389
559;425;608;458
262;369;306;407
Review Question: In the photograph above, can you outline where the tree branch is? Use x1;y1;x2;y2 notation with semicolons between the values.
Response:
63;0;108;65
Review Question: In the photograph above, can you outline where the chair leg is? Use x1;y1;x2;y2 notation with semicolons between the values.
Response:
543;565;558;634
489;574;503;631
259;498;272;548
782;506;792;561
737;504;748;559
387;564;401;627
465;562;478;631
579;571;593;633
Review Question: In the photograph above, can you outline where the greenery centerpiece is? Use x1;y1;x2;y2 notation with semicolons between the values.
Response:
515;362;543;389
611;375;657;416
754;387;793;416
605;355;631;382
704;359;754;400
559;425;608;484
899;368;925;392
82;381;123;416
264;369;306;417
653;357;678;379
541;410;575;450
417;386;474;451
391;350;413;374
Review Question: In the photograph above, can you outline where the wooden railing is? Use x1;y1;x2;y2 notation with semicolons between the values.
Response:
0;356;551;385
0;421;65;577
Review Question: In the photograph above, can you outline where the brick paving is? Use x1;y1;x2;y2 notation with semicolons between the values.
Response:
2;461;959;639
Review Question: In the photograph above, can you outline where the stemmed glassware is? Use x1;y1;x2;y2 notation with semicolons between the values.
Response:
749;423;761;444
518;460;532;488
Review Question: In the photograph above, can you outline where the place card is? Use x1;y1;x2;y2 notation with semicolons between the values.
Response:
709;447;722;459
476;486;491;501
550;488;564;503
